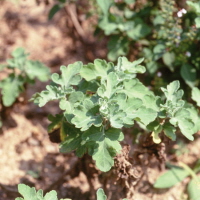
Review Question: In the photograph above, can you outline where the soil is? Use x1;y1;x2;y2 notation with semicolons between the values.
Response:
0;1;200;200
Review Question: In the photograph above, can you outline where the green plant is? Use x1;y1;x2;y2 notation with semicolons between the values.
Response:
0;47;50;107
95;0;200;89
15;184;128;200
16;184;69;200
31;57;200;172
154;160;200;200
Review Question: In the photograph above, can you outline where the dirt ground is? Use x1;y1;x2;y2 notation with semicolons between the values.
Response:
0;1;200;200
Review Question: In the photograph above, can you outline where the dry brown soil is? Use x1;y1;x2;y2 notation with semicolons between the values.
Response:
0;1;200;200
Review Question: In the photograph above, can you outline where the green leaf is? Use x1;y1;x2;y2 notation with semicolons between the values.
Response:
17;184;38;200
116;57;146;74
77;79;99;93
30;85;66;107
98;15;119;35
16;184;58;200
142;94;160;111
135;106;157;126
120;97;143;126
25;60;50;82
0;74;24;107
162;52;175;71
59;123;83;154
97;72;120;99
163;123;176;141
154;165;190;188
122;79;153;99
187;178;200;200
195;16;200;28
48;114;63;133
107;104;126;128
82;127;123;172
153;44;166;60
71;99;102;131
44;190;58;200
107;35;129;61
192;87;200;107
96;188;107;200
52;62;82;88
161;80;183;103
181;64;196;88
126;19;151;40
184;103;200;134
80;59;114;81
48;4;61;20
96;0;112;15
187;1;200;14
12;47;27;58
170;109;194;140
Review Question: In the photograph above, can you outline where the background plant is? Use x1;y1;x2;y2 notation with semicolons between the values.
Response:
154;160;200;200
0;47;50;127
0;47;50;107
95;0;200;91
31;57;200;172
16;184;127;200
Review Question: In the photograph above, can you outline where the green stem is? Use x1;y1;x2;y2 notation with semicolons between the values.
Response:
179;162;200;183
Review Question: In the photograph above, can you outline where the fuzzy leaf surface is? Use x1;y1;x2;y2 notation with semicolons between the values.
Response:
97;72;120;99
170;109;194;140
82;127;123;172
71;99;102;131
52;62;82;88
16;184;58;200
25;60;50;81
80;59;114;81
116;57;146;74
163;123;176;141
192;87;200;107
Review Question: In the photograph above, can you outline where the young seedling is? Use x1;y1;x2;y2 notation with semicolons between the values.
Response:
15;184;127;200
0;47;50;107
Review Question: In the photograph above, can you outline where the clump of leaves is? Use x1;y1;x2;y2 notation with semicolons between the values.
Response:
154;160;200;200
31;57;200;172
0;47;50;107
16;184;69;200
16;184;128;200
95;0;200;91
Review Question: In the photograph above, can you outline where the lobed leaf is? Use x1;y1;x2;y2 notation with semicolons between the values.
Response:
71;99;102;131
25;60;50;82
116;57;146;74
16;184;58;200
80;59;114;81
52;62;82;88
82;127;124;172
192;87;200;107
97;72;120;99
170;109;194;140
30;85;67;107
